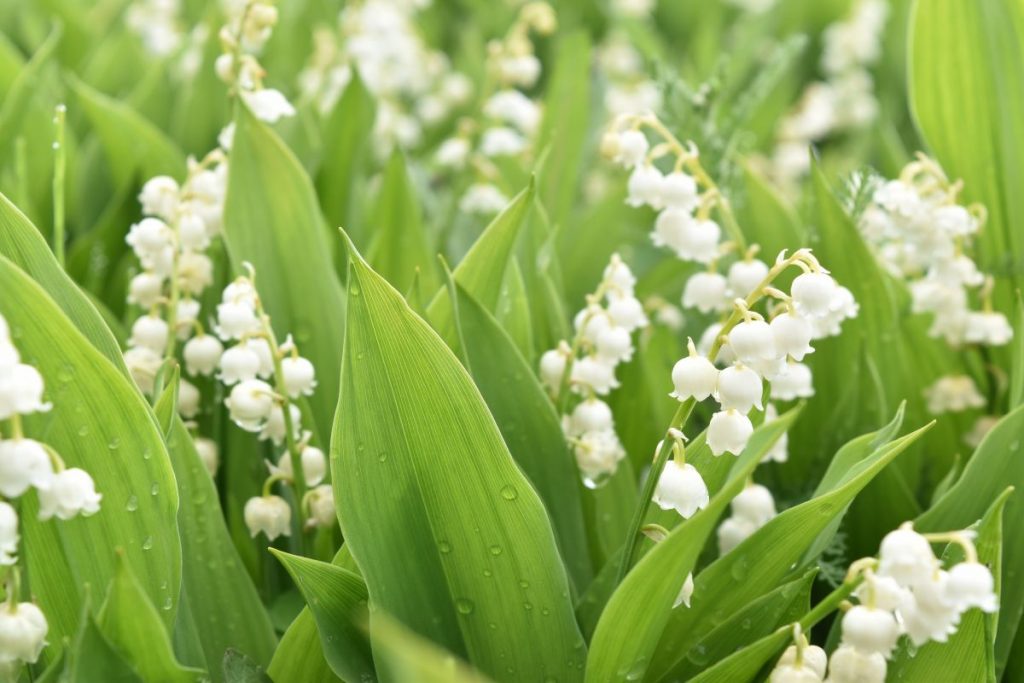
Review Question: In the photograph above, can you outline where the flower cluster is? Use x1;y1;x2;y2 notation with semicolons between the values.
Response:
539;254;648;486
216;0;296;124
0;313;103;672
184;271;332;539
771;0;889;183
860;155;1012;347
435;2;556;216
298;0;472;157
124;154;227;410
126;0;183;57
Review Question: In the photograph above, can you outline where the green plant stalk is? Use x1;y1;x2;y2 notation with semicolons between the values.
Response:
613;253;807;585
52;104;66;268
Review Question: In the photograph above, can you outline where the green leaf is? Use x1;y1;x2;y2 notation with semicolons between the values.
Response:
366;151;439;295
334;246;586;680
61;595;141;683
0;25;60;160
267;611;339;683
890;488;1012;682
648;422;932;681
451;282;592;589
153;386;278;679
0;255;181;643
224;102;347;437
909;0;1024;301
68;76;187;189
585;406;800;682
0;192;127;373
1010;294;1024;410
98;554;204;682
222;650;273;683
271;551;375;683
917;405;1024;674
371;614;494;683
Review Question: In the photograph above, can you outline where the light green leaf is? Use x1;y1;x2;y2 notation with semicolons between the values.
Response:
585;406;800;682
334;246;586;680
222;649;273;683
60;595;141;683
371;614;494;683
0;255;181;644
271;550;375;683
0;25;60;160
1010;294;1024;410
452;282;592;589
153;386;278;680
224;102;347;437
98;554;204;682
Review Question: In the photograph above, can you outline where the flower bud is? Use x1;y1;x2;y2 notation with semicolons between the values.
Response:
945;561;997;613
569;399;614;435
603;254;637;294
274;444;327;487
138;176;180;220
614;129;649;168
183;334;223;376
0;439;54;497
671;354;719;401
727;259;769;298
308;485;336;528
595;325;634;362
770;362;814;401
281;356;317;398
240;88;296;124
877;522;938;588
718;515;757;554
127;272;165;308
660;172;699;211
707;409;753;456
244;495;291;540
571;356;619;395
225;379;275;432
0;364;50;419
682;272;730;313
716;363;763;413
776;644;827;679
728;320;777;364
218;344;262;385
0;602;48;664
827;645;886;683
216;301;261;340
129;315;169;355
840;605;900;657
627;164;664;209
653;460;709;519
673;572;695;609
37;468;102;520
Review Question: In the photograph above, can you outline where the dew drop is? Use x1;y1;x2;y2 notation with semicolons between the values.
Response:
500;485;518;501
519;580;529;589
1010;440;1020;452
125;495;138;512
150;482;159;496
489;545;503;556
108;437;121;450
162;596;173;611
142;448;152;460
350;286;361;296
142;536;153;550
77;425;89;436
438;540;452;554
483;569;493;577
523;602;533;611
377;451;388;463
455;598;475;614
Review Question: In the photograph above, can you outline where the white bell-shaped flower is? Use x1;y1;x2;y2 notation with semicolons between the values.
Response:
660;172;699;211
222;278;258;307
218;343;262;385
571;356;619;396
716;363;763;413
655;212;721;264
671;352;719;402
855;572;909;612
964;312;1013;346
0;439;54;497
129;315;169;355
572;429;626;483
244;495;291;540
770;362;814;401
699;323;736;365
241;88;296;123
791;272;837;316
596;325;634;363
176;251;214;296
127;272;165;308
259;403;303;446
770;312;814;361
627;164;664;209
124;346;162;395
615;129;649;168
682;272;730;313
574;304;611;345
653;460;709;519
480;126;527;157
183;334;223;376
244;337;275;378
138;176;180;220
728;319;777;364
0;601;48;664
194;436;219;476
707;409;754;456
932;204;977;236
718;515;757;554
839;605;901;657
225;379;276;432
177;378;201;419
177;210;209;251
899;570;961;645
0;364;51;419
569;399;614;435
602;254;637;294
922;375;985;415
731;483;776;526
273;443;327;487
539;346;569;392
878;523;939;587
945;561;997;613
826;645;886;683
874;179;921;218
125;217;172;260
216;301;261;340
768;665;821;683
174;299;201;341
308;485;336;528
727;259;770;298
606;294;648;331
762;404;789;463
37;468;102;520
281;356;317;398
0;502;18;566
673;572;695;609
0;341;17;371
776;644;827;679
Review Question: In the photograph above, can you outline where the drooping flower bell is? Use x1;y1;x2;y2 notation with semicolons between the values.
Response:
707;409;754;456
37;468;102;521
653;460;709;519
670;340;719;402
244;495;292;540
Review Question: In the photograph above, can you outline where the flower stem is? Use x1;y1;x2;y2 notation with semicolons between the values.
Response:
52;104;67;268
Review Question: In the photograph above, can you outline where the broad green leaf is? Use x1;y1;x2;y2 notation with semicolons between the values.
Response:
98;554;203;682
0;24;59;160
535;30;591;229
224;102;346;436
222;650;273;683
60;596;141;683
317;73;376;245
1010;295;1024;410
735;160;805;258
585;406;799;682
371;614;494;683
68;76;187;189
334;247;586;680
271;551;375;683
0;192;127;373
0;256;181;643
917;405;1024;674
890;488;1011;682
153;386;278;679
649;422;932;681
267;611;340;683
909;0;1024;302
452;283;592;589
366;151;439;295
